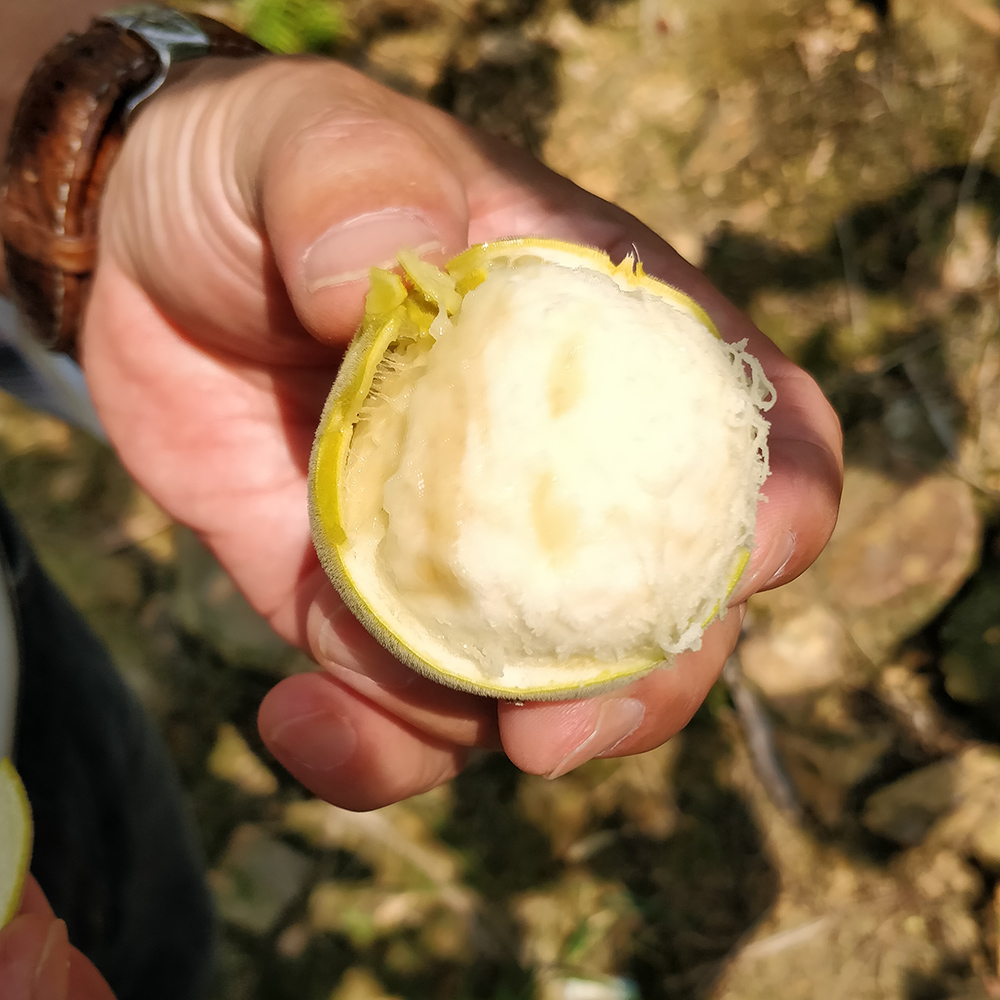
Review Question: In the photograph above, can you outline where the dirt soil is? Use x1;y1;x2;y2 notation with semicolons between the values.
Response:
4;0;1000;998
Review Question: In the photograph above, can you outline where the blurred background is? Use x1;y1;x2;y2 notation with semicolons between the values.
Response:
4;0;1000;997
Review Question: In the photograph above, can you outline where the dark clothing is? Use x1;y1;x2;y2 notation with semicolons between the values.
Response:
2;498;213;1000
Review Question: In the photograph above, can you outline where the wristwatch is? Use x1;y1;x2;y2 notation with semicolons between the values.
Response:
0;5;265;353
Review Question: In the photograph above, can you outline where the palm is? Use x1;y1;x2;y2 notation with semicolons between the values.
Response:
84;261;343;645
82;186;630;646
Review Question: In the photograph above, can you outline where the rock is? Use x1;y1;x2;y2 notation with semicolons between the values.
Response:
819;468;981;665
0;392;71;456
741;466;980;724
100;487;174;564
283;795;464;890
308;884;437;945
864;745;1000;870
897;846;982;906
171;527;303;674
308;880;474;960
518;742;682;857
863;756;960;845
683;81;759;180
937;541;1000;711
538;974;640;1000
894;0;993;85
713;882;988;1000
741;604;851;699
876;657;965;757
513;870;639;977
210;825;312;934
929;203;1000;494
718;725;992;1000
778;724;893;827
941;289;1000;493
207;723;278;797
329;966;402;1000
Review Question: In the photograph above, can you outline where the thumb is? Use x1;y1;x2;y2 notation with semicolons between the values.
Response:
99;56;470;361
252;60;471;340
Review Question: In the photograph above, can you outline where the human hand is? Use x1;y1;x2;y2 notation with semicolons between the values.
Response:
82;56;842;810
0;876;114;1000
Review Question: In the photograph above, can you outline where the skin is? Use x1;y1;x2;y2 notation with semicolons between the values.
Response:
80;57;840;803
0;23;842;998
0;878;113;1000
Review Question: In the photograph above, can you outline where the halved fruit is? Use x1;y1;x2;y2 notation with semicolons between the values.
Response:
0;757;32;929
309;238;774;700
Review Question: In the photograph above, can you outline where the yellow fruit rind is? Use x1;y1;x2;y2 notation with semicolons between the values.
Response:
0;757;32;929
309;238;754;700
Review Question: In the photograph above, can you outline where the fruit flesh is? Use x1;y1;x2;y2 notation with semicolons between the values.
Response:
310;240;774;699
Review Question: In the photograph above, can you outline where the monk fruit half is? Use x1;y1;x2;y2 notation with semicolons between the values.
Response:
309;239;774;700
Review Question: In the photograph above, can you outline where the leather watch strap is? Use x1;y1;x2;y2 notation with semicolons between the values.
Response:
0;8;264;353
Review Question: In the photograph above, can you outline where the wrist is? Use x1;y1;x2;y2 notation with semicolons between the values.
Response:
0;0;111;151
0;0;110;295
1;6;264;349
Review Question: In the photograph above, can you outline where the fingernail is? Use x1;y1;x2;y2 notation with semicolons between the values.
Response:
316;610;415;690
33;918;69;1000
303;211;444;291
761;529;798;589
545;698;646;780
728;529;797;606
267;710;357;772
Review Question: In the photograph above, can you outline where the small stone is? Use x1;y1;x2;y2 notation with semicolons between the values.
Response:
854;49;876;73
171;528;298;674
900;847;982;904
538;975;641;1000
0;394;71;456
684;82;759;178
519;743;681;856
937;545;1000;712
309;884;419;942
275;921;311;959
208;723;279;797
820;470;981;665
876;659;965;756
779;725;893;827
864;747;1000;869
210;825;312;934
329;967;402;1000
740;605;850;698
513;871;639;977
863;758;959;845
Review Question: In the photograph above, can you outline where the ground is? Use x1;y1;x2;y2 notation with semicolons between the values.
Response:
4;0;1000;997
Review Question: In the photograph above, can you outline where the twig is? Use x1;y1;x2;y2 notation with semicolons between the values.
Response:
723;653;803;820
739;917;831;961
901;354;959;458
956;80;1000;213
834;214;868;348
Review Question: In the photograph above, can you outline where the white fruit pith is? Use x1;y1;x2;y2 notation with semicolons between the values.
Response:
0;758;32;928
309;239;774;699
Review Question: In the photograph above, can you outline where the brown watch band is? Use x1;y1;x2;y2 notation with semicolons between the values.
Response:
0;8;265;353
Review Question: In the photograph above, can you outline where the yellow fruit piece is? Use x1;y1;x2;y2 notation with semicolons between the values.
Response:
310;238;774;700
0;758;32;928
